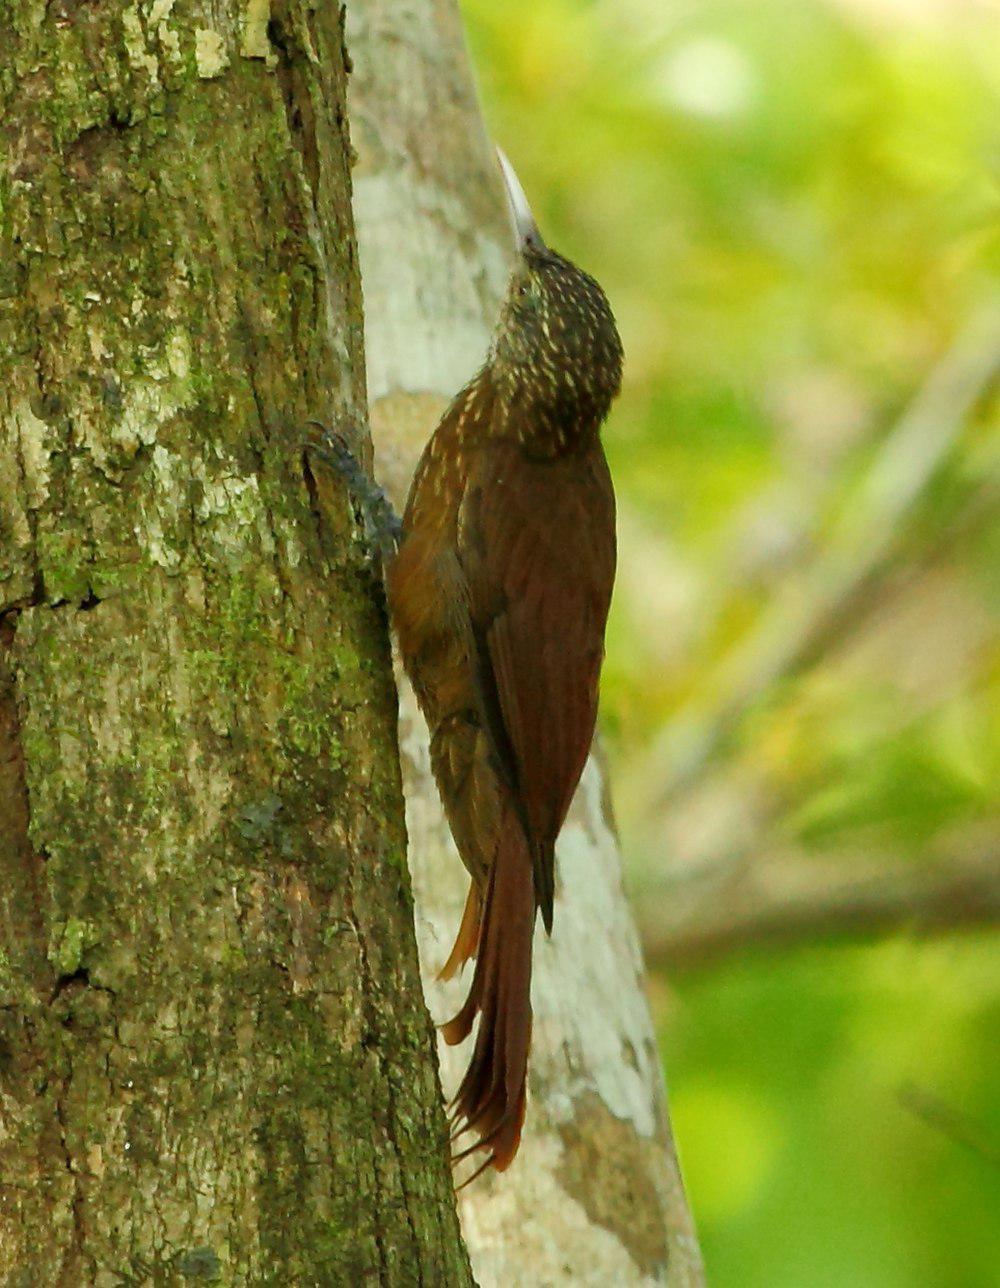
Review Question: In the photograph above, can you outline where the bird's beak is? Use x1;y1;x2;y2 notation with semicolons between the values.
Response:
497;147;546;254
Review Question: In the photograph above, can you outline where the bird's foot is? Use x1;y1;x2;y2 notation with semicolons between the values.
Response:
304;420;402;563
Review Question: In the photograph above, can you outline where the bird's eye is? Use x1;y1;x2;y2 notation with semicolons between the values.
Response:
516;283;528;298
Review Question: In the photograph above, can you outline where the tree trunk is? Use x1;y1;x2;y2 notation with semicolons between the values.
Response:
0;4;470;1282
346;3;705;1284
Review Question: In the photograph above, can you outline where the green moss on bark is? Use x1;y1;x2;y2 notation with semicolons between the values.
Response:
0;2;470;1281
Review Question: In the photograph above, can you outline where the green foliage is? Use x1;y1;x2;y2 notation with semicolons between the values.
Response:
464;0;999;1281
666;937;1000;1288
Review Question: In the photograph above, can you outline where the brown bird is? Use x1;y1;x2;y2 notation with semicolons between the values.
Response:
311;150;622;1178
389;151;622;1178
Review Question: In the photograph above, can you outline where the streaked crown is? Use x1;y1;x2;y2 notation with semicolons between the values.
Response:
489;150;623;453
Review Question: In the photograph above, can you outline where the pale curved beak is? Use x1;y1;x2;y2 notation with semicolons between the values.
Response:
496;146;546;254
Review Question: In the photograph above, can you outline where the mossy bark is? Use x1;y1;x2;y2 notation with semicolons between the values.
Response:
0;3;470;1282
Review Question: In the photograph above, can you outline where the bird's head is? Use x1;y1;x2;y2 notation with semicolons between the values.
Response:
489;149;623;445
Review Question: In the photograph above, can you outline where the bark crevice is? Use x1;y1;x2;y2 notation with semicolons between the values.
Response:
342;843;428;1286
301;450;327;541
269;6;323;207
54;1057;87;1273
0;612;47;986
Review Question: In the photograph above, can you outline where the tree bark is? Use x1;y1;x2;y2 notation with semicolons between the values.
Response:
0;4;470;1282
346;4;705;1284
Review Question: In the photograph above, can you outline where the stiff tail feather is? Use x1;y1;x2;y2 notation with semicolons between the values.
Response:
437;881;482;982
441;817;536;1176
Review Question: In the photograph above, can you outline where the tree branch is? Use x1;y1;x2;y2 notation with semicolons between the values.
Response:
638;305;1000;815
637;828;1000;970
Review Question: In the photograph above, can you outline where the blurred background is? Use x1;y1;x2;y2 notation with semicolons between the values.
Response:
461;0;999;1283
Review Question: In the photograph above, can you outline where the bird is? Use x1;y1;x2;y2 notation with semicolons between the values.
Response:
310;148;622;1179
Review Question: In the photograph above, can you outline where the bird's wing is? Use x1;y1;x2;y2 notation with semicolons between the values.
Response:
457;438;616;929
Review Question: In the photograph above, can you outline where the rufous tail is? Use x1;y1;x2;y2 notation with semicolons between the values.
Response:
441;818;535;1176
437;882;482;982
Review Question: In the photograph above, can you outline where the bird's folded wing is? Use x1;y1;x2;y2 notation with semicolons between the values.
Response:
456;438;616;927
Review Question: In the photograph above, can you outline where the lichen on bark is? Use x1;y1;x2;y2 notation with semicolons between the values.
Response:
0;2;470;1281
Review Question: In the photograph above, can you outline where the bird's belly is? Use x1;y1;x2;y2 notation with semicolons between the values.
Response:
389;534;473;724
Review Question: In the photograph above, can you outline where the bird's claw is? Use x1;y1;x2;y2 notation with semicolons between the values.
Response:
302;419;402;563
303;420;358;474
